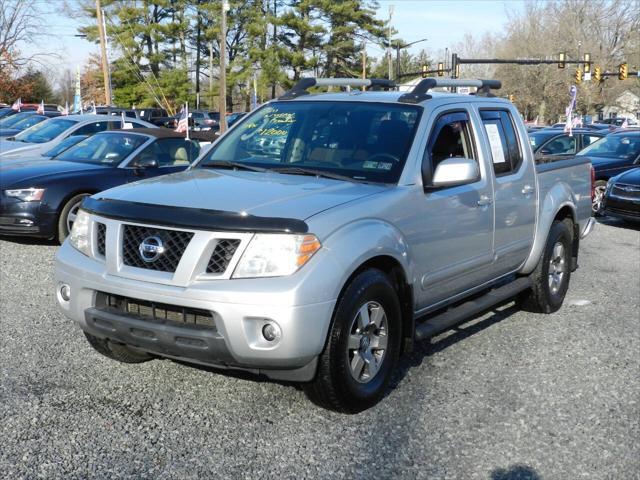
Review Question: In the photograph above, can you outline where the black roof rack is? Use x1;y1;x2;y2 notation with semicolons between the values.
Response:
398;79;502;104
279;77;396;100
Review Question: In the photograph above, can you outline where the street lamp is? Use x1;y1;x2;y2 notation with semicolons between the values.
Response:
395;38;428;79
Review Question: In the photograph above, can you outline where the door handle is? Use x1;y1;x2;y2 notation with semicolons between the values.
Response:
522;184;534;195
477;195;493;206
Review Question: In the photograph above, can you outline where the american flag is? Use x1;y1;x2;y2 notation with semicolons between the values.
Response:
175;103;189;138
11;98;21;111
620;118;629;129
37;100;45;115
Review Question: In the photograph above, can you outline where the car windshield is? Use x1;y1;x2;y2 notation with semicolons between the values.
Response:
577;133;640;159
528;130;559;151
198;101;422;183
11;115;47;131
0;108;15;119
14;118;77;143
0;112;34;128
43;135;89;157
56;132;148;165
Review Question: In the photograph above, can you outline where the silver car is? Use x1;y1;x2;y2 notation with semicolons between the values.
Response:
0;114;156;159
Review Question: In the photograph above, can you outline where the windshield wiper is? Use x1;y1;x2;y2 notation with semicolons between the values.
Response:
271;166;358;183
200;159;268;172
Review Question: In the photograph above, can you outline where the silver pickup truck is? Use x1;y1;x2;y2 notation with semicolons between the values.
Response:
55;78;595;413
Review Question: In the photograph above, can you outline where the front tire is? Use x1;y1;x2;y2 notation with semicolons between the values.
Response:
304;269;402;413
57;193;90;243
521;219;573;313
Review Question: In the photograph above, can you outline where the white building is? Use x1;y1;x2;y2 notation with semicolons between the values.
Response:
601;90;640;121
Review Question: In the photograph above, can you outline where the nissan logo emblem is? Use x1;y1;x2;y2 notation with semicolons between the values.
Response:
139;235;165;262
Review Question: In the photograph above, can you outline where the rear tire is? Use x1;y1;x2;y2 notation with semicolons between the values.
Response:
84;333;153;364
57;193;90;244
520;219;573;313
304;269;402;413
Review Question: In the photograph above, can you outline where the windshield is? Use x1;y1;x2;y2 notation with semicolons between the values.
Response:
199;101;422;183
11;115;47;131
43;135;88;157
0;108;15;119
14;118;77;143
56;132;148;165
577;133;640;159
0;112;35;128
528;131;558;151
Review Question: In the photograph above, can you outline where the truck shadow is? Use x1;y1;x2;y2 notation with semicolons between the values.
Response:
490;464;541;480
391;301;521;388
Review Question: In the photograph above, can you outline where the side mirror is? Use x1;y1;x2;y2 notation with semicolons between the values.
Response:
134;156;158;169
430;157;479;188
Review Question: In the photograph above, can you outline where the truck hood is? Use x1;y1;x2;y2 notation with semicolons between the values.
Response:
96;168;387;220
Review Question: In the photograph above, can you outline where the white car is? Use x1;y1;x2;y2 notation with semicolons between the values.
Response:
0;114;156;160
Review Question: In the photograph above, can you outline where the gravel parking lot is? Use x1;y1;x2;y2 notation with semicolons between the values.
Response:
1;219;638;479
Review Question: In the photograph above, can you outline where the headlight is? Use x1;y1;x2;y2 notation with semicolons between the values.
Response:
69;209;91;256
232;234;321;278
4;188;45;201
606;178;614;191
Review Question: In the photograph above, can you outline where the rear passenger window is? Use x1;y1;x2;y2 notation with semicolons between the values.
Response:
74;121;118;136
480;110;523;176
426;110;477;177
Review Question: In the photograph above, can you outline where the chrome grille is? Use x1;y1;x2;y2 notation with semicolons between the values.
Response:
96;222;106;256
122;225;193;272
206;239;241;274
98;292;216;329
612;183;640;198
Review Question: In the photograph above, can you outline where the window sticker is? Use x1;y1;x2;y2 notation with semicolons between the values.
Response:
362;161;393;170
485;123;506;164
530;138;536;146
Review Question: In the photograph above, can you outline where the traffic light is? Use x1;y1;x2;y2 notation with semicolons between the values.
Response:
575;69;582;84
437;62;444;77
618;63;628;80
583;53;591;73
421;65;428;78
594;66;601;82
558;52;566;69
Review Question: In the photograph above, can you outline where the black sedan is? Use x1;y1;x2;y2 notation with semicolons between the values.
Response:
576;130;640;213
528;128;605;163
0;128;201;242
602;167;640;223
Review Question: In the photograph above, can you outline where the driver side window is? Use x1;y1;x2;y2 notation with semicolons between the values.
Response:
544;136;576;155
426;111;477;177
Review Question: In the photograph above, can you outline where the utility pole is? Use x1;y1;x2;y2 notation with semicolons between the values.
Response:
209;41;214;108
271;0;277;99
219;1;229;133
387;5;394;80
362;41;367;79
95;0;111;105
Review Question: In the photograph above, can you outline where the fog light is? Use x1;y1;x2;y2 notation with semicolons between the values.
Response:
262;323;281;342
60;284;71;302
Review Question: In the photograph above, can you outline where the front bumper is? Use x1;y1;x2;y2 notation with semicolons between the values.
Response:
55;241;336;381
0;198;56;237
603;194;640;223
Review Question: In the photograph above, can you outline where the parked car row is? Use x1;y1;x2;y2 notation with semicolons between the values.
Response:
528;126;640;216
0;113;209;242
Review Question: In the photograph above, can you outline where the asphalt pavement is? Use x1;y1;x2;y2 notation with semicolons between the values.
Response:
1;218;638;479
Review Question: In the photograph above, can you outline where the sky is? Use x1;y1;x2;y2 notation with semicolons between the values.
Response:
23;0;527;83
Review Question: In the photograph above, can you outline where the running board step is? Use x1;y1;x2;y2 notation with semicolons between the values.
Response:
414;276;532;341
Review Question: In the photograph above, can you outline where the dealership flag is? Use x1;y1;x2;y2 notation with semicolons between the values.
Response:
61;101;69;116
175;103;189;139
37;100;45;115
11;98;21;111
621;118;629;129
563;85;578;136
